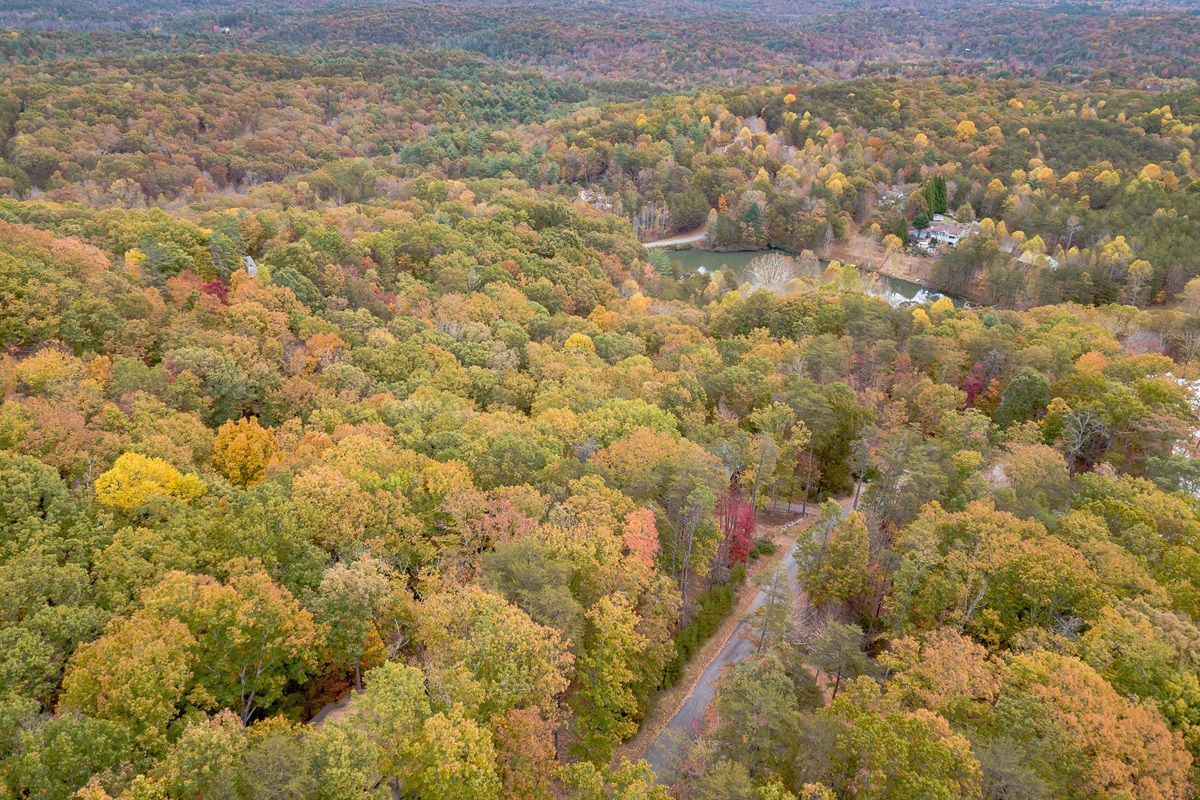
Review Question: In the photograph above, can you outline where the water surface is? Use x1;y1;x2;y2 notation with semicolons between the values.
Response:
664;248;954;307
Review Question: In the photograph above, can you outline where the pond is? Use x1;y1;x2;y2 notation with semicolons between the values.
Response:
662;248;956;308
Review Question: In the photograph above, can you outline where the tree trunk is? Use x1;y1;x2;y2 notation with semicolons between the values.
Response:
681;526;694;608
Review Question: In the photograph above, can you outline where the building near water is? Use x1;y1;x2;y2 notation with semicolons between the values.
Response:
917;214;978;248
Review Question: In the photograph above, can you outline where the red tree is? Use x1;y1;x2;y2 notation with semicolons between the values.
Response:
718;490;756;566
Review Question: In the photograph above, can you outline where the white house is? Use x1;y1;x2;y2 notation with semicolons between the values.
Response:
1017;250;1062;270
917;215;977;247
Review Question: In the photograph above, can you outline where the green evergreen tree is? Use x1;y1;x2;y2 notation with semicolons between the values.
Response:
924;175;948;215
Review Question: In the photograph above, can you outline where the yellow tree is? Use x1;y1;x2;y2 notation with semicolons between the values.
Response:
564;333;595;353
94;452;206;512
212;416;275;487
880;234;903;270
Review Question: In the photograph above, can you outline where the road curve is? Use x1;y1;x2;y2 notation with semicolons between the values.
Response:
641;504;849;781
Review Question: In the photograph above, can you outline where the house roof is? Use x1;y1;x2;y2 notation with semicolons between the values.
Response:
1017;251;1061;268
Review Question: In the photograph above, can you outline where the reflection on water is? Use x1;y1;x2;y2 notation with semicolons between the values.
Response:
664;248;955;308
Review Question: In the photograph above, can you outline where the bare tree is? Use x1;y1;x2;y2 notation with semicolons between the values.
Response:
1062;407;1109;476
797;249;822;279
1063;215;1083;250
745;252;798;294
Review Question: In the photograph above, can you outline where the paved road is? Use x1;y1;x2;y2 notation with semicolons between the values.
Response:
641;505;847;781
641;226;708;249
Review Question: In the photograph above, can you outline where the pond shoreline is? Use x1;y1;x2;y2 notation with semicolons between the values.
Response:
660;246;970;307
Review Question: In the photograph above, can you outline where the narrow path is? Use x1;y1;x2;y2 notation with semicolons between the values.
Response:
641;225;708;248
638;500;852;781
309;690;356;727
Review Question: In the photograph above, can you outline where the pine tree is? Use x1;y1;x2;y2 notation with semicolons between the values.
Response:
924;175;948;215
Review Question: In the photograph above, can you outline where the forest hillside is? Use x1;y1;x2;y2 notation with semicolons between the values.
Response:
1;1;1200;799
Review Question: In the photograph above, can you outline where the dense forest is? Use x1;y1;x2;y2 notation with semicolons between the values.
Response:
1;0;1200;799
